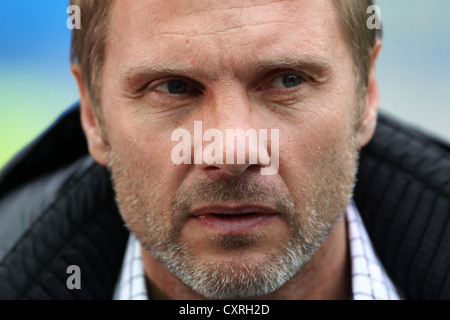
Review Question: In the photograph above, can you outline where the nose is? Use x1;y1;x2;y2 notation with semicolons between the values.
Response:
192;91;272;178
208;128;262;176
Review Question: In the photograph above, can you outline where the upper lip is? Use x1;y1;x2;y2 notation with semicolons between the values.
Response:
190;204;278;217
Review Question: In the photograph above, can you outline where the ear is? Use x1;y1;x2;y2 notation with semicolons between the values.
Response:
358;39;383;148
71;64;109;166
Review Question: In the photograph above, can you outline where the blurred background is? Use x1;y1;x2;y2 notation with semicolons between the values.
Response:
0;0;449;169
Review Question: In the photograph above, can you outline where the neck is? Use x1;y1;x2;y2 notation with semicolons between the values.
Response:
141;217;351;300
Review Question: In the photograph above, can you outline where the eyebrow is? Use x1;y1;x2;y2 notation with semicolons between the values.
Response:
256;53;333;79
119;59;218;90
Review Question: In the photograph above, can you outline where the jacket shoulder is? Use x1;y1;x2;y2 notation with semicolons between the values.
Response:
0;106;128;299
355;113;450;300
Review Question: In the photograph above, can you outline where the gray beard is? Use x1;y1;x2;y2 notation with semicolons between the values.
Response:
140;182;345;299
145;224;329;299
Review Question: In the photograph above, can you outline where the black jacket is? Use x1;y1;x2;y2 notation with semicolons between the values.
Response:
0;104;449;300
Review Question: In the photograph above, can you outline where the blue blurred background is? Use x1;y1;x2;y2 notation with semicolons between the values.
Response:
0;1;78;168
0;0;449;169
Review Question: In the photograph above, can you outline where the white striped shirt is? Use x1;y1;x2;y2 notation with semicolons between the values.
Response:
346;202;402;299
113;202;402;300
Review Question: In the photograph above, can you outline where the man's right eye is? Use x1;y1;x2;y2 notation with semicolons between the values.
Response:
155;80;191;94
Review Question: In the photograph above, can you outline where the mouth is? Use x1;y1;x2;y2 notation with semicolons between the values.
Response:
190;204;278;234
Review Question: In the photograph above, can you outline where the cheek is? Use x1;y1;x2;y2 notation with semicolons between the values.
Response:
277;104;358;201
280;108;347;163
107;115;186;207
107;124;190;242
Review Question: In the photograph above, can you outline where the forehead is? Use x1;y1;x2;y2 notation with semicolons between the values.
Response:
106;0;347;77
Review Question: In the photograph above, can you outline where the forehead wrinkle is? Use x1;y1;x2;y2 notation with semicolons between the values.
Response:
139;20;301;41
134;0;300;29
178;0;295;16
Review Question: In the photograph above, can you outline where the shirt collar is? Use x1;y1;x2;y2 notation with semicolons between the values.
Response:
112;231;147;300
346;201;401;299
113;201;401;300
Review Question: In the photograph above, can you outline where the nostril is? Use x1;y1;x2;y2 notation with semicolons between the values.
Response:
203;163;259;179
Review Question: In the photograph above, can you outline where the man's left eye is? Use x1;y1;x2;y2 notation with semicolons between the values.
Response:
272;74;304;89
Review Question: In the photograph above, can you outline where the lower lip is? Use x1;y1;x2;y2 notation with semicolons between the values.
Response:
194;213;275;234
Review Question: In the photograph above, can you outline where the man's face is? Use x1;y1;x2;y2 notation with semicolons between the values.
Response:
94;0;369;298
